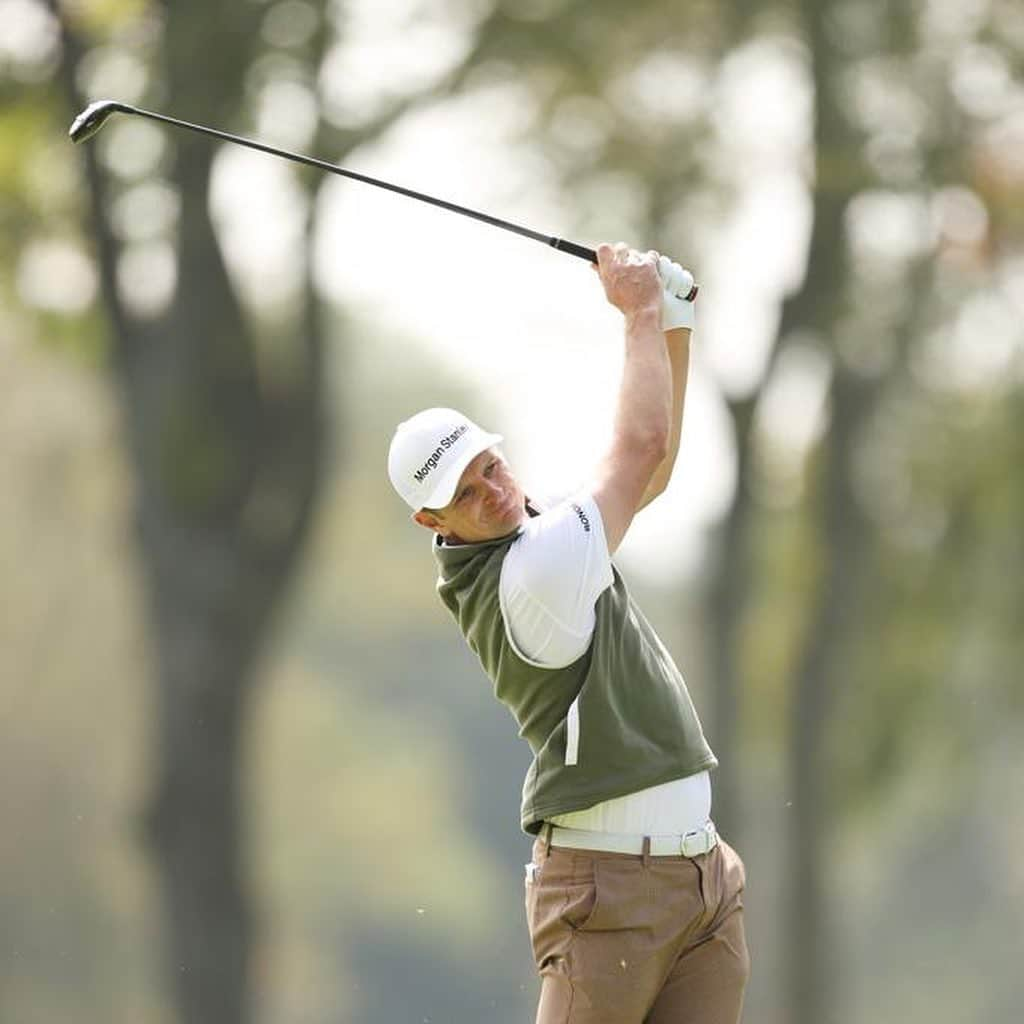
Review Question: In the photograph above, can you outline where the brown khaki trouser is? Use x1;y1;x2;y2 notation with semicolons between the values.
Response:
525;831;749;1023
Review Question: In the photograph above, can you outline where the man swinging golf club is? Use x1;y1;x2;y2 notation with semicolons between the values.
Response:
388;243;749;1024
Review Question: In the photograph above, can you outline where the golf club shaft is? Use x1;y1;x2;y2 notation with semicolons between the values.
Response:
72;101;598;263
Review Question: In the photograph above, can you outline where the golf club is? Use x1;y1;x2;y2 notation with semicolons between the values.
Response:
69;99;698;301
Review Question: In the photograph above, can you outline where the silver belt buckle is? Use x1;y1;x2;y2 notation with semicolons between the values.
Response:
680;822;715;857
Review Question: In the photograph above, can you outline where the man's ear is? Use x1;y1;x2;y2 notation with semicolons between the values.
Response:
412;509;443;534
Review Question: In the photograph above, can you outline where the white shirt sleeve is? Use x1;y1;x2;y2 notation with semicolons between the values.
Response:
499;492;615;669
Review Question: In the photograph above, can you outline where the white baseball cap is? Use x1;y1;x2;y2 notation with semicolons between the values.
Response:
388;407;503;511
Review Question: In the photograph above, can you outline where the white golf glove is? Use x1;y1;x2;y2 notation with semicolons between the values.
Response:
657;254;696;332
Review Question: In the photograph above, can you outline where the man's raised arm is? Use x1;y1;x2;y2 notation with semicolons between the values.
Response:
589;243;674;555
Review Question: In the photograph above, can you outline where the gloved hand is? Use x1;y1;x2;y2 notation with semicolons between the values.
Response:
657;254;696;332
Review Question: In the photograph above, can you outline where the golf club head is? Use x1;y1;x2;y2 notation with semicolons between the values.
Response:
68;100;131;144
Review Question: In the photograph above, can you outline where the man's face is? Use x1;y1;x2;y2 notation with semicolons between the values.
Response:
413;448;526;544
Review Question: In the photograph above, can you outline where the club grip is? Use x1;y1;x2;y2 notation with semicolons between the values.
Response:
549;238;598;263
551;237;699;301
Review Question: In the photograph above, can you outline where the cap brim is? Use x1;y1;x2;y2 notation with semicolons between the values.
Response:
420;432;503;510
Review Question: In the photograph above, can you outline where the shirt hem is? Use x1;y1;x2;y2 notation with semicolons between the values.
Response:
521;756;719;835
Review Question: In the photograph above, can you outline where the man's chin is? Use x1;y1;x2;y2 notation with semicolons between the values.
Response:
481;514;524;543
501;506;527;531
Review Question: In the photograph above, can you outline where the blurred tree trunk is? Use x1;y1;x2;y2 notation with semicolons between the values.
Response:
782;1;874;1020
785;368;874;1024
54;3;328;1021
706;394;757;844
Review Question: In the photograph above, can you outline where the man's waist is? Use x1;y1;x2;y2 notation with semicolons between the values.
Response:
545;770;712;834
543;819;719;858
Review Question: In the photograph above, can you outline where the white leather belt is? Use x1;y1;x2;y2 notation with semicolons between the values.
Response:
547;820;718;858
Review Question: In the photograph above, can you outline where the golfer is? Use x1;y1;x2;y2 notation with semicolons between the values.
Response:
388;243;749;1023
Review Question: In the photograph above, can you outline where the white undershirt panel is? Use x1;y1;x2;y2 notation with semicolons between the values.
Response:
547;772;712;835
499;492;712;835
500;492;615;669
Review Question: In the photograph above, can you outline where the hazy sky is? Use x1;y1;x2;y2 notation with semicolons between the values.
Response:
15;0;1023;584
17;0;822;582
304;32;817;582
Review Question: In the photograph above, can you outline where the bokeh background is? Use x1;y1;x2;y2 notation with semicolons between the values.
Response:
3;0;1023;1021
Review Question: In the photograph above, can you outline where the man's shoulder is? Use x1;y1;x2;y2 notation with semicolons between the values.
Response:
504;490;612;595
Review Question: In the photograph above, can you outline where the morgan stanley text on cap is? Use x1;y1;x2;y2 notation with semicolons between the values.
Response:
388;407;503;511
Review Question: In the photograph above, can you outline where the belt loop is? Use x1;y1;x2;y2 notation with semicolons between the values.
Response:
642;835;651;869
542;822;553;857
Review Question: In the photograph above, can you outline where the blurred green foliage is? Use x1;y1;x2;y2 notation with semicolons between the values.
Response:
2;0;1023;1022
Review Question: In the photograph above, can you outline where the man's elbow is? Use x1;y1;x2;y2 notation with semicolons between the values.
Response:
640;463;670;509
639;429;676;507
636;426;670;469
646;474;668;501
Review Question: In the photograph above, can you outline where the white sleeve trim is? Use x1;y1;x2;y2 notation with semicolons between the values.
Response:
499;491;615;669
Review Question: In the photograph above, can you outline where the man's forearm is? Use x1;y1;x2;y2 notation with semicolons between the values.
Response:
638;327;691;510
614;308;674;458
